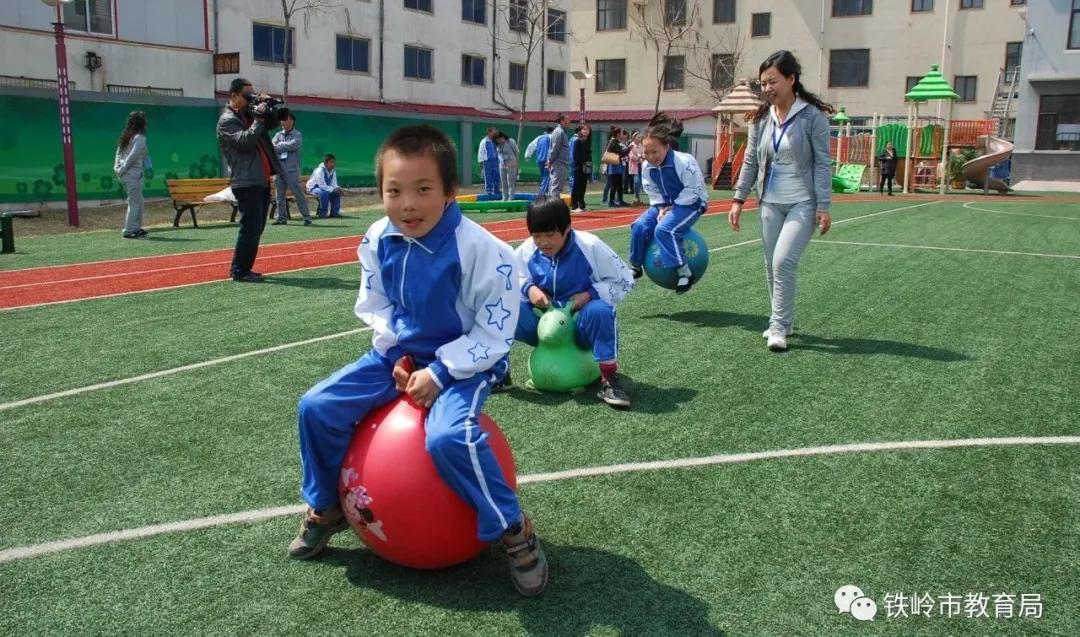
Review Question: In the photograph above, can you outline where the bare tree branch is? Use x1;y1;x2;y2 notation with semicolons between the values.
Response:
492;0;552;148
629;0;706;114
279;0;345;101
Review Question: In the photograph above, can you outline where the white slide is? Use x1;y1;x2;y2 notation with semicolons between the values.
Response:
963;135;1014;193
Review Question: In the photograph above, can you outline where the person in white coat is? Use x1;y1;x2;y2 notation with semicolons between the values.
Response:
306;154;342;217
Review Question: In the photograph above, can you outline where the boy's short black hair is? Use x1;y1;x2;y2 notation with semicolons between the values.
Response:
544;126;554;133
324;153;336;162
526;195;572;235
229;77;252;95
375;125;459;196
278;108;293;122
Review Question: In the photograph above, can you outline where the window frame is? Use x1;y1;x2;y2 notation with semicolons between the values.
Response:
335;35;371;74
461;54;486;87
751;12;771;38
665;0;687;26
828;48;871;88
546;68;566;97
547;8;567;42
597;0;628;31
911;0;933;12
832;0;873;18
403;45;434;81
61;0;114;36
959;0;983;10
509;0;528;33
509;62;527;92
663;55;685;91
711;53;736;91
252;23;295;65
461;0;486;25
713;0;736;24
595;58;627;93
953;75;977;103
1070;0;1080;51
404;0;433;15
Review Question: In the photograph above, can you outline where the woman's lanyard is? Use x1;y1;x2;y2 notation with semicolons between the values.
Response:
765;113;797;194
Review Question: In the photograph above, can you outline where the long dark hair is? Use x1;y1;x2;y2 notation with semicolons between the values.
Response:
117;111;147;151
750;51;834;122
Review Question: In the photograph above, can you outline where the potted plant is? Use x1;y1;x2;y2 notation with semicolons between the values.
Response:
949;148;978;189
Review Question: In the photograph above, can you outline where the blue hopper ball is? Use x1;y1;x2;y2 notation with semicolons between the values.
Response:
643;229;710;290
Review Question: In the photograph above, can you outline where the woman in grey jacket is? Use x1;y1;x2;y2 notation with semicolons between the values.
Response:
114;111;149;238
730;51;833;352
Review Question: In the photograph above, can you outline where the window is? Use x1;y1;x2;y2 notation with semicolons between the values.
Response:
959;0;983;9
462;54;485;86
595;59;626;92
509;63;526;91
1071;0;1080;50
905;75;921;99
1035;94;1080;150
954;75;977;102
712;53;735;90
833;0;872;17
1010;0;1025;5
663;56;685;90
462;0;486;24
510;0;527;33
751;13;770;37
547;69;566;96
597;0;627;31
405;0;432;13
911;0;933;12
336;36;370;73
1005;42;1023;80
665;0;687;26
829;49;870;87
62;0;113;35
253;24;294;64
547;9;566;42
404;46;433;80
714;0;735;23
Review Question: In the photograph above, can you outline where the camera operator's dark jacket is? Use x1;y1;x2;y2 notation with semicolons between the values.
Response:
216;107;284;188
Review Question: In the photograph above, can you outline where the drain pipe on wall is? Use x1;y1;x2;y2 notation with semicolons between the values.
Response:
378;0;385;102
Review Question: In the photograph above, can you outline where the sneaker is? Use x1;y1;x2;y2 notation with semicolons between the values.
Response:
303;218;313;226
232;272;264;283
675;274;694;295
288;507;350;560
761;326;794;339
597;374;631;409
122;232;140;239
766;330;788;352
492;371;512;393
135;228;149;237
272;219;287;225
630;265;643;280
501;516;548;597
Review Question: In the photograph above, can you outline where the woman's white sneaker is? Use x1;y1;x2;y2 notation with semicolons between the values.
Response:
766;330;788;352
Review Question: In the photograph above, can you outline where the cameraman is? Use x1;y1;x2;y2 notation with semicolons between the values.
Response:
217;77;284;282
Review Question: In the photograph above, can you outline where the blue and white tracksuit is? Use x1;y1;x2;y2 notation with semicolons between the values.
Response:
534;135;551;195
514;230;634;362
629;149;709;268
478;137;502;198
297;203;521;541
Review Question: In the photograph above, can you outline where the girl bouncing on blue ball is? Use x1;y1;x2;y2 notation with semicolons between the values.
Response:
628;111;710;294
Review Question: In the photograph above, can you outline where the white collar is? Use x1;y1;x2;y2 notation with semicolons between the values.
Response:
770;97;809;126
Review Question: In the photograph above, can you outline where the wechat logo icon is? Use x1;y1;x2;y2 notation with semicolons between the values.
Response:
835;585;878;622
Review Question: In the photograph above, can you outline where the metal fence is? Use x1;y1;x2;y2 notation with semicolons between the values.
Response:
105;84;183;97
0;75;76;90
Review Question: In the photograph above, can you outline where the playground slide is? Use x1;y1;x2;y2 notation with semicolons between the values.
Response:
963;135;1014;193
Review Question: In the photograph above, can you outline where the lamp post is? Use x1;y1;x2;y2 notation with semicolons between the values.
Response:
42;0;79;226
569;68;594;125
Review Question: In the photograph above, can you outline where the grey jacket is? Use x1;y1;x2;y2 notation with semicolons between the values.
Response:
114;133;148;181
271;128;303;174
217;107;284;188
733;103;832;212
547;125;570;168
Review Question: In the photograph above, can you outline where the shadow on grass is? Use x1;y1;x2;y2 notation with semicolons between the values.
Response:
263;275;357;291
649;310;969;361
144;235;200;242
316;543;725;637
502;375;697;414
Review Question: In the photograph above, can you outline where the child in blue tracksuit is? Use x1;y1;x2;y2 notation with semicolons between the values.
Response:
527;128;553;195
628;112;709;295
513;196;635;409
477;128;502;198
291;125;548;597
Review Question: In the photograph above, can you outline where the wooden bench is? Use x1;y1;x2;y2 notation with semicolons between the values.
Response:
227;176;319;223
166;178;236;228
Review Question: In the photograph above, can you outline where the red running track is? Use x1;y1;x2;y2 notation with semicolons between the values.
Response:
0;206;667;310
2;196;898;310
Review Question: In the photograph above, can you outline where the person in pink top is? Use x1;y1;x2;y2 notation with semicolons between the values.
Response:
627;131;645;205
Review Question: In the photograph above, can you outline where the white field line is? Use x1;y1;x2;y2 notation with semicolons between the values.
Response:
962;201;1080;221
1;435;1076;564
813;240;1080;260
0;328;372;413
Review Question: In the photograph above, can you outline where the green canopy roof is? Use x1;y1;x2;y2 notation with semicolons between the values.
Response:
904;64;960;102
831;106;851;123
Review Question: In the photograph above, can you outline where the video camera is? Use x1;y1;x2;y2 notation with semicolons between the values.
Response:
245;93;284;129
